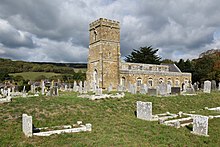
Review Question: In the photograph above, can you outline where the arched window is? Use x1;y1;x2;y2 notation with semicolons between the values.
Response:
167;78;172;85
121;77;126;86
148;78;153;87
93;69;98;85
175;78;180;87
137;77;142;86
159;78;164;84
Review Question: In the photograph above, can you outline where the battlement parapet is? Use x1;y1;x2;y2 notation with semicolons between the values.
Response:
89;18;120;30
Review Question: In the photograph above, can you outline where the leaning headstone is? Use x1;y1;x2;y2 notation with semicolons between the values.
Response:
22;114;33;137
23;86;26;93
31;85;34;93
203;81;211;93
137;101;152;120
191;115;209;136
211;80;216;91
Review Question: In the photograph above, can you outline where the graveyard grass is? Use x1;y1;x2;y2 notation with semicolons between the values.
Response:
1;92;220;146
10;72;60;80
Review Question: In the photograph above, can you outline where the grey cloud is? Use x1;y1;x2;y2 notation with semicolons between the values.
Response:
0;18;35;48
1;0;220;62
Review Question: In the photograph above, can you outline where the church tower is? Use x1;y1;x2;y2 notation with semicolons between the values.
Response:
86;18;120;89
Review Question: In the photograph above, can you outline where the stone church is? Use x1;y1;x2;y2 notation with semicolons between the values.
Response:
86;18;191;90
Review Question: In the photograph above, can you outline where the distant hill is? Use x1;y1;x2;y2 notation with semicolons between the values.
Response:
32;62;87;68
0;58;87;74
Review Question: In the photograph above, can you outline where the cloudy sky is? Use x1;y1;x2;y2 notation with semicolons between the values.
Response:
0;0;220;63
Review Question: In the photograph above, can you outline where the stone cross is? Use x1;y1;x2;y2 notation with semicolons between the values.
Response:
192;115;209;136
22;114;33;137
203;80;211;93
137;101;152;120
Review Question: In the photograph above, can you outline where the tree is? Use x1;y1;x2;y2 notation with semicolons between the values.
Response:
125;46;161;64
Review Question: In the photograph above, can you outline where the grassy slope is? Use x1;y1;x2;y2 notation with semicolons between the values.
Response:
0;92;220;146
10;72;60;80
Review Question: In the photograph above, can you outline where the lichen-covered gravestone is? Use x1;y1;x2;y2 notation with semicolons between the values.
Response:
191;115;209;136
203;80;211;93
158;83;167;96
137;101;152;120
22;114;33;137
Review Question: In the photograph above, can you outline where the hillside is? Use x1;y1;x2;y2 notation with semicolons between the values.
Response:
0;58;86;74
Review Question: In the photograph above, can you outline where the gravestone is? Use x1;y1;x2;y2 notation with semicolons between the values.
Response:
192;115;209;136
31;85;34;93
158;83;167;96
218;82;220;91
41;80;45;95
148;88;157;96
193;82;198;92
22;114;33;137
171;87;181;95
117;85;123;92
130;84;137;94
54;87;59;96
203;80;211;93
140;84;147;94
79;86;83;94
137;101;152;120
92;82;97;93
183;83;187;92
73;81;77;91
108;84;113;93
211;80;216;91
23;86;26;93
95;88;102;96
167;84;171;94
64;85;68;91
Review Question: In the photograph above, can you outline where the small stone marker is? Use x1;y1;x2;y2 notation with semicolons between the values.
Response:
22;114;33;137
137;101;152;120
171;87;181;95
211;80;216;90
95;88;102;96
203;80;211;93
192;115;209;136
130;84;137;94
108;84;112;93
41;80;45;95
148;88;157;96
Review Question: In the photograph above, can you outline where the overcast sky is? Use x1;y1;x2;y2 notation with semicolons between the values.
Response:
0;0;220;63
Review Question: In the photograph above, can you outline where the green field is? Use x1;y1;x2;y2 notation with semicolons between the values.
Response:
10;72;61;80
0;92;220;146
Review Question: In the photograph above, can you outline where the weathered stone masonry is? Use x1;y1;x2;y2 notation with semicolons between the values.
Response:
87;18;191;89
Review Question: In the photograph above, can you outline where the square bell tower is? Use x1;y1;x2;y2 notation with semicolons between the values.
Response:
86;18;120;89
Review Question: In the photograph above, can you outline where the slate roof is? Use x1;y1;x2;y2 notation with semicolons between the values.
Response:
161;64;181;73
